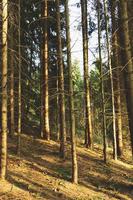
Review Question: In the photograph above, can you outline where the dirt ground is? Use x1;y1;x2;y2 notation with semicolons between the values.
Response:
0;134;133;200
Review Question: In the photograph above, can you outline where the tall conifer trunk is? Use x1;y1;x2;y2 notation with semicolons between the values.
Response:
103;0;117;160
41;0;50;140
81;0;93;149
56;72;60;141
65;0;78;183
97;0;107;163
10;22;15;137
56;0;66;159
120;0;133;156
111;1;123;157
17;0;21;156
0;1;2;131
0;0;8;179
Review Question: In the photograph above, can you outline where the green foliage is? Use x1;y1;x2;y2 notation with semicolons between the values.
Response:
71;60;85;136
72;60;83;92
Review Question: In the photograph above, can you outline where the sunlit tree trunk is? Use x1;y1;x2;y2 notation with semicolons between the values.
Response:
120;0;133;156
97;0;107;163
41;0;50;140
81;0;93;149
65;0;78;183
111;0;123;157
103;0;117;160
56;0;66;159
0;0;8;179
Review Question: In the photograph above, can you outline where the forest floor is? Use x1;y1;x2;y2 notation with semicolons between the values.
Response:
0;134;133;200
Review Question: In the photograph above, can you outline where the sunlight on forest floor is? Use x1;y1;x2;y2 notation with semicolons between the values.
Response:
0;134;133;200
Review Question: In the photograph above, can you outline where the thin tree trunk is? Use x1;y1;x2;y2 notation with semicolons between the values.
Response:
0;0;8;179
111;0;123;157
10;26;15;137
42;0;50;140
56;71;60;141
65;0;78;184
0;1;2;131
25;38;33;117
120;0;133;157
17;0;21;156
81;0;93;149
103;0;117;160
40;46;44;138
56;0;66;159
97;0;107;163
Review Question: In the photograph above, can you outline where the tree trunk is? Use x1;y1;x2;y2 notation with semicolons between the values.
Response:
56;70;60;141
111;0;123;157
97;0;107;163
127;1;133;57
120;0;133;157
10;23;15;137
0;0;8;179
81;0;93;149
56;0;66;159
0;1;2;131
103;0;117;160
17;0;21;156
65;0;78;184
41;0;50;140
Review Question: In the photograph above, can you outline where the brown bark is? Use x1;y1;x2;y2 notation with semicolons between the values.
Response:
0;0;8;179
0;1;2;130
120;0;133;156
56;72;60;141
65;0;78;184
17;0;21;156
103;0;117;160
111;1;123;157
97;0;107;163
81;0;93;149
127;0;133;57
41;0;50;140
56;0;66;159
10;24;15;137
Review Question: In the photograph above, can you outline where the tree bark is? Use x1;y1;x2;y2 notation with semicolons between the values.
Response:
111;0;123;157
65;0;78;184
56;0;66;159
127;1;133;57
0;0;8;179
41;0;50;140
56;71;60;141
103;0;117;160
17;0;21;156
120;0;133;157
81;0;93;149
10;22;15;137
97;0;107;163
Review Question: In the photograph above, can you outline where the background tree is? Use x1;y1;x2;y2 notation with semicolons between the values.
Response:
110;0;123;157
56;0;66;159
65;0;78;184
103;0;117;160
97;0;107;162
81;0;93;149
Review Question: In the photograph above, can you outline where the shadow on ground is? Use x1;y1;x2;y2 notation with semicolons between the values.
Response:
5;134;133;200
